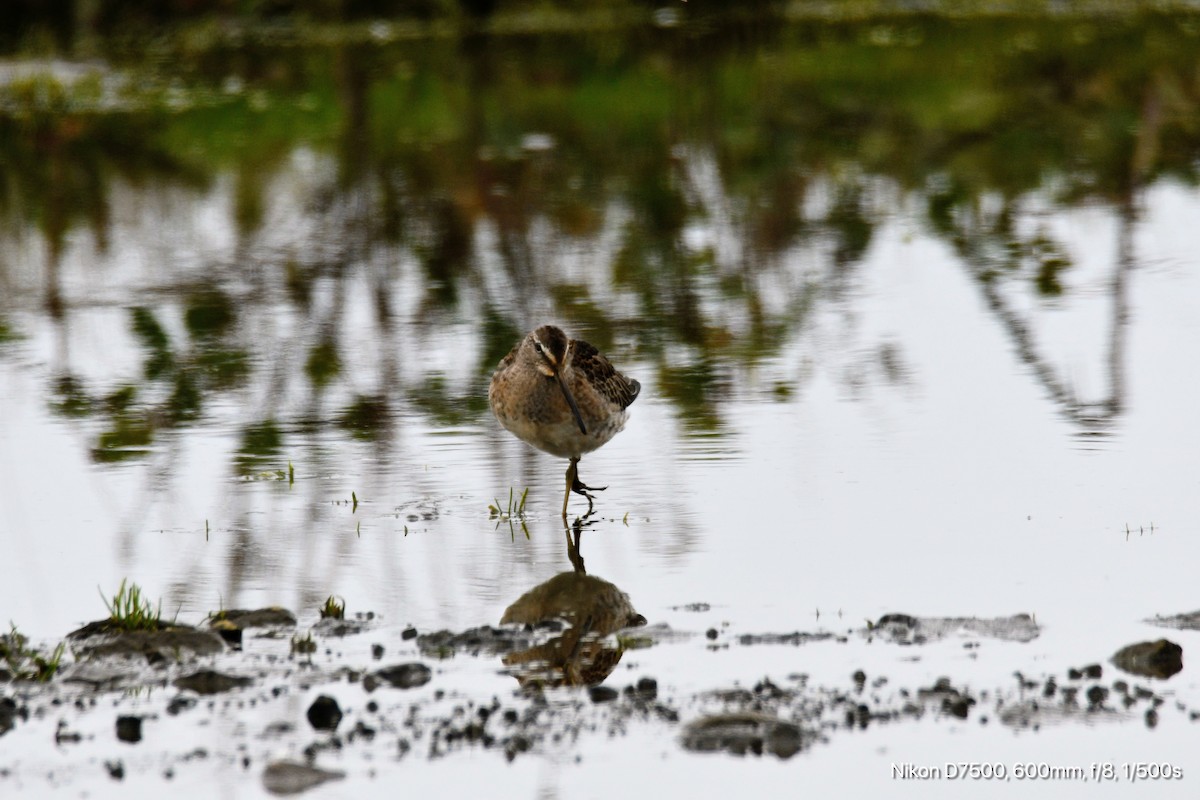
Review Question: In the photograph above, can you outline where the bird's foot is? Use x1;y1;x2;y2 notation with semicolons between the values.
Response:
570;476;607;496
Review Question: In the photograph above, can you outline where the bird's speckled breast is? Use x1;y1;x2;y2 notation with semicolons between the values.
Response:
489;369;628;459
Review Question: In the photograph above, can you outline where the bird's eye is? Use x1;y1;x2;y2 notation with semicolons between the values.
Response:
534;342;543;353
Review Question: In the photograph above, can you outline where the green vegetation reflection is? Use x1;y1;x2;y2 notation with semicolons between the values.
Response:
1;9;1194;463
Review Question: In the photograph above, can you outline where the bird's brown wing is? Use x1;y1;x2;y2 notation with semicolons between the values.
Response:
570;339;641;410
495;342;519;370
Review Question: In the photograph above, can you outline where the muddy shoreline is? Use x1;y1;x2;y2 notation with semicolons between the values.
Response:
2;604;1192;795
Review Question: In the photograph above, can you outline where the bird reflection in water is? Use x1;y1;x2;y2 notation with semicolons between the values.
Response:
499;519;646;687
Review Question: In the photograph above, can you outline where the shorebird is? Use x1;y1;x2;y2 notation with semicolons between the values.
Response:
489;325;640;517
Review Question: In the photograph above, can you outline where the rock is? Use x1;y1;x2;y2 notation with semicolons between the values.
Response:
115;715;142;743
55;724;82;745
105;760;124;780
588;685;618;703
417;626;533;657
312;617;370;637
634;677;658;700
1112;639;1183;680
1147;610;1200;631
371;644;384;660
870;613;1039;644
210;622;243;649
401;627;418;640
737;631;836;646
208;608;297;629
261;761;344;795
681;712;812;759
68;621;224;660
174;670;253;695
0;698;17;736
365;663;432;691
306;695;342;731
166;695;197;716
916;678;976;718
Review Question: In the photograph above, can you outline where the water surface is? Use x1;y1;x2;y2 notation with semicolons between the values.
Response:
1;10;1199;797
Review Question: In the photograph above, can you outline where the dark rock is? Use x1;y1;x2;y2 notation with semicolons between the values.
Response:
1112;640;1183;680
306;695;342;731
401;627;418;640
706;628;718;640
209;608;297;629
366;663;432;691
1082;664;1103;679
213;625;243;649
737;631;836;646
174;670;253;695
1147;610;1200;631
166;695;197;716
261;761;344;795
635;677;658;700
503;734;531;761
115;715;142;743
0;697;16;736
55;722;82;744
68;621;224;659
681;713;813;759
371;644;384;660
945;697;974;719
105;760;124;780
1145;708;1159;729
348;720;376;742
588;685;618;703
1086;685;1109;708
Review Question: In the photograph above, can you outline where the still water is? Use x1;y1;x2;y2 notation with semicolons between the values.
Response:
2;11;1199;798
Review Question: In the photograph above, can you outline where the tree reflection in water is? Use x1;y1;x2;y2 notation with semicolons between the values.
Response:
1;11;1198;608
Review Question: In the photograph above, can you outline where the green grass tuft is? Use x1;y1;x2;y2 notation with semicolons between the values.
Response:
290;632;317;654
489;486;531;541
100;579;163;631
2;624;66;682
319;595;345;620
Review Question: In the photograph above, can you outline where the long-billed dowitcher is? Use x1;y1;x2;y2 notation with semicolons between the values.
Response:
489;325;640;517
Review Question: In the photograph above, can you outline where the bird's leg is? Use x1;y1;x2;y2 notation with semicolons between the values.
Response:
562;458;578;518
564;458;605;517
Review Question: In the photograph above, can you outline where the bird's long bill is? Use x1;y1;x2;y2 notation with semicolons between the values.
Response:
554;371;588;435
